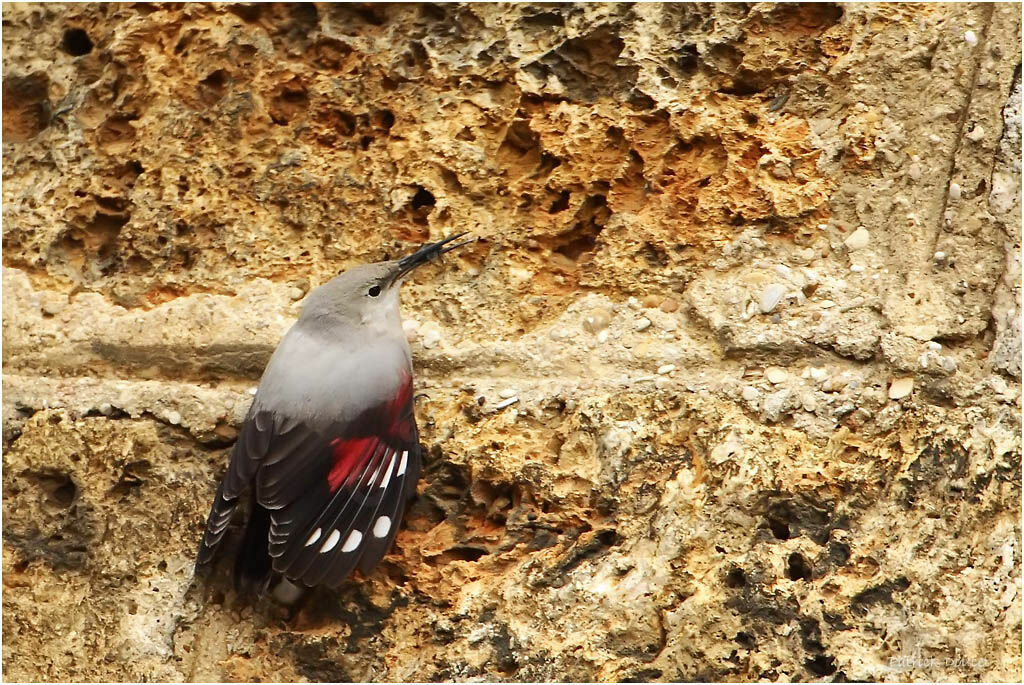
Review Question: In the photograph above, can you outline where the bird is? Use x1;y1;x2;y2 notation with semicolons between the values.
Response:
195;233;474;599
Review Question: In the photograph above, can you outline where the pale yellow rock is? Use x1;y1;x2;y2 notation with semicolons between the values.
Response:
844;227;871;251
1;3;1020;683
888;377;915;400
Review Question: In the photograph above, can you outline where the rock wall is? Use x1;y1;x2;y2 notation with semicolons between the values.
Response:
2;2;1021;681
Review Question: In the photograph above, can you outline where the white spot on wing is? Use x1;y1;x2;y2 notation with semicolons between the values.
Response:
397;451;409;476
304;527;322;547
368;458;384;485
320;529;341;553
373;516;391;538
341;530;363;553
379;453;397;489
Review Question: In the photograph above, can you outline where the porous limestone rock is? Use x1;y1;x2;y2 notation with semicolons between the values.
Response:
3;3;1021;682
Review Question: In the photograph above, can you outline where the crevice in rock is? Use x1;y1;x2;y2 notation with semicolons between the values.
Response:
2;72;51;142
928;3;997;258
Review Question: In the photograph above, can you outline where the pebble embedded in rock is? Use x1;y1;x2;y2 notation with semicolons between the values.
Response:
764;367;787;384
493;396;519;410
657;364;675;375
964;29;978;46
166;410;182;425
759;284;787;313
834;401;856;418
41;295;67;316
635;317;652;331
659;298;679;313
742;300;759;321
583;308;612;333
761;389;792;423
642;295;661;308
420;326;442;349
741;386;760;401
949;183;962;201
844;227;870;251
498;388;517;399
888;377;914;399
801;393;818;412
822;376;849;393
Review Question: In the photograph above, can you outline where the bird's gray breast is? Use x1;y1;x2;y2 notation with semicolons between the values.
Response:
252;321;411;428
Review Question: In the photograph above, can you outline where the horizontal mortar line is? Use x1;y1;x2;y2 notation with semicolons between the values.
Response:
0;372;742;433
1;369;732;398
1;373;252;391
1;346;724;379
3;330;861;374
2;337;887;394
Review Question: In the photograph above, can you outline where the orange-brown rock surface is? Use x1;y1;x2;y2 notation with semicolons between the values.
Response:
3;3;1021;682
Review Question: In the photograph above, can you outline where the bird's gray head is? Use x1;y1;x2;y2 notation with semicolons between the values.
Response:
300;233;473;332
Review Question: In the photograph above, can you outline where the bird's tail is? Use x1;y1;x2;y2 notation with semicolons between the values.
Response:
234;491;273;594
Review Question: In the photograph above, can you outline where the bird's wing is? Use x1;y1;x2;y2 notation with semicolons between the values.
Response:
195;409;276;567
261;374;421;587
195;375;421;588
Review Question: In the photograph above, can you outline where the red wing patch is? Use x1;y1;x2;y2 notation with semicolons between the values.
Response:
327;436;376;492
386;372;415;441
326;374;414;493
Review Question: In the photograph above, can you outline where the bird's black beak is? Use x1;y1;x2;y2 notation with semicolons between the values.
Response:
392;232;475;283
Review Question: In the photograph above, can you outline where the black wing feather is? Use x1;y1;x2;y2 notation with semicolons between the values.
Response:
275;444;392;584
355;447;419;576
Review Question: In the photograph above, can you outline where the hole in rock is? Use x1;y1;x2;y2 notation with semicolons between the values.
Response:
62;28;93;56
725;566;747;588
787;552;813;581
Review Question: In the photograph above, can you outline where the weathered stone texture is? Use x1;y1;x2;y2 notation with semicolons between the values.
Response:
3;2;1021;682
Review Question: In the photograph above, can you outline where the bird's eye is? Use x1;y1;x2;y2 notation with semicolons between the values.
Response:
367;285;381;297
